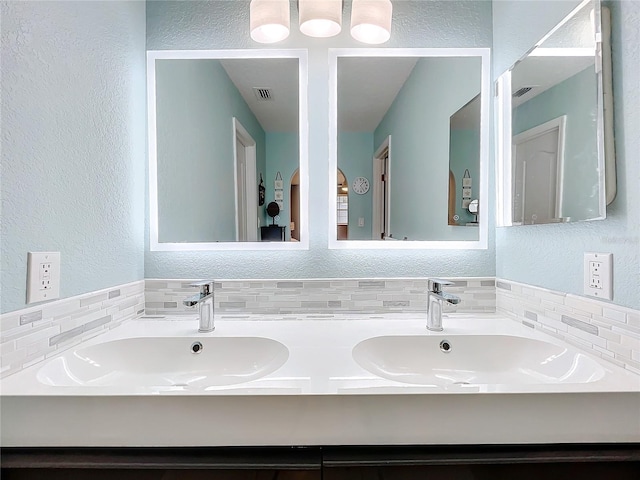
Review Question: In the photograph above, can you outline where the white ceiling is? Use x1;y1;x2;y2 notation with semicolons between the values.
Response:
221;57;419;134
511;0;596;107
511;55;595;107
220;58;299;133
338;57;419;132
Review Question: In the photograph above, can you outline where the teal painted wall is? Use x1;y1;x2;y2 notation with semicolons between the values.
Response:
265;132;299;241
374;57;481;241
155;59;266;243
338;132;374;240
1;1;146;314
494;0;640;309
513;67;599;221
449;129;480;225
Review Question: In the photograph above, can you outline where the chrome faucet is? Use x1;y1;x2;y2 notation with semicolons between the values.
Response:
427;279;461;331
183;280;215;333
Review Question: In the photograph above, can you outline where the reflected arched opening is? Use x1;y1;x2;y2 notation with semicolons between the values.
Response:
448;169;456;225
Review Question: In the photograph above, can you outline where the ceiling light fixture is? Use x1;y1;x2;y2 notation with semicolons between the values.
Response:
299;0;343;38
249;0;392;44
350;0;392;44
250;0;291;44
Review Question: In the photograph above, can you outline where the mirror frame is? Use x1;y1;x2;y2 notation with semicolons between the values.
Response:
494;0;610;227
147;49;309;251
328;48;491;250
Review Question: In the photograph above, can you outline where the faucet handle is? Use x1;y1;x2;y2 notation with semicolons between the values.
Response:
428;278;453;293
190;280;215;296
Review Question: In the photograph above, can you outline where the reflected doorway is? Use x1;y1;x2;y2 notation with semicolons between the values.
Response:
512;116;566;225
337;169;349;240
233;118;258;242
372;136;390;240
290;170;300;241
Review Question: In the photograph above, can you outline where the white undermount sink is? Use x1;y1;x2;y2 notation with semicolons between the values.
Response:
352;335;606;386
37;336;289;388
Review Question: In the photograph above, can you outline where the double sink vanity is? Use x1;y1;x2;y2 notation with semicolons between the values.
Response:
6;314;631;396
2;302;639;447
2;1;638;474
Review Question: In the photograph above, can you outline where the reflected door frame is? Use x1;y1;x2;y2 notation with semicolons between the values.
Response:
512;115;566;225
233;118;258;241
372;136;391;240
337;168;349;240
290;169;300;241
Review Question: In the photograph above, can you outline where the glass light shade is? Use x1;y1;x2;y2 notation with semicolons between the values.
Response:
250;0;290;43
350;0;392;44
299;0;343;38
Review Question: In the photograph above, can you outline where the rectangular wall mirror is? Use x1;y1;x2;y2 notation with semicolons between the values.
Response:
329;49;490;250
496;0;612;226
147;50;308;251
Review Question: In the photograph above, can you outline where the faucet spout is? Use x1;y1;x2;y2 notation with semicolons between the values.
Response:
426;279;460;332
183;281;215;333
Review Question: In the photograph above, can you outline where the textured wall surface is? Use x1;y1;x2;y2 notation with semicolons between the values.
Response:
493;0;640;309
145;0;496;280
1;2;147;313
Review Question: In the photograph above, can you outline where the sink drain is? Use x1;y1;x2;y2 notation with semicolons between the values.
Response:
190;341;203;354
439;339;452;353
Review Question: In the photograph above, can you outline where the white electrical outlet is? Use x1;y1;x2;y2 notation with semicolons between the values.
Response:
358;217;365;227
584;252;612;300
27;252;61;304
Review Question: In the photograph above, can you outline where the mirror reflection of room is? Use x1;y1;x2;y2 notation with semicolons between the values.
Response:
448;94;481;227
507;0;603;225
336;169;349;240
337;56;482;241
154;57;300;243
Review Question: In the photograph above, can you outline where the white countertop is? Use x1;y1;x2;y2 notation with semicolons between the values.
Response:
2;313;638;396
1;314;639;446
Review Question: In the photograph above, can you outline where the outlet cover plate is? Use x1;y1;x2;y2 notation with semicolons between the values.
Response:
583;252;613;300
27;252;61;304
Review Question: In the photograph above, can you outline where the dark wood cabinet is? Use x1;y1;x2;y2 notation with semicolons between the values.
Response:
3;445;639;479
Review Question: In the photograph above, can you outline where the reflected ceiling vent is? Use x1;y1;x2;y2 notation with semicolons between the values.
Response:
513;86;535;98
253;87;273;101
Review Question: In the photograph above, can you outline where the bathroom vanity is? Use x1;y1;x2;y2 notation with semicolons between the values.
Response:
2;313;639;476
2;314;639;446
3;0;639;477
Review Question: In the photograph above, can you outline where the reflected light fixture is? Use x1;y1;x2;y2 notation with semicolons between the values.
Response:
299;0;343;38
250;0;291;44
350;0;392;44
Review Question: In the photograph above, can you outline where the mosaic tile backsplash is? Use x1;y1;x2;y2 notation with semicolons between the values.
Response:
144;277;497;317
0;281;144;378
2;276;639;380
496;279;640;375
